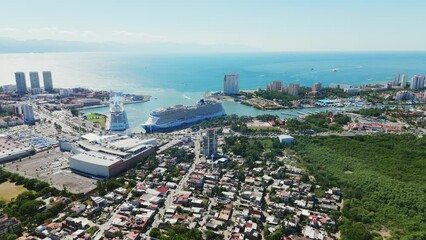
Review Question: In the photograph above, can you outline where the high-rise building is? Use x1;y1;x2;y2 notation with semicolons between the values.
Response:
400;74;408;88
284;83;300;96
312;82;322;93
410;75;426;90
29;72;40;89
223;74;240;95
203;128;218;158
15;72;27;94
266;81;283;92
393;73;400;86
43;71;53;93
21;104;35;123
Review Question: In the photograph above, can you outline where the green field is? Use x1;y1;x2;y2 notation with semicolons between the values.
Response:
0;181;28;203
85;113;106;127
292;134;426;239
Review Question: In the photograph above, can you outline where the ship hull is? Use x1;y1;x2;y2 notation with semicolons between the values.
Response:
141;110;225;132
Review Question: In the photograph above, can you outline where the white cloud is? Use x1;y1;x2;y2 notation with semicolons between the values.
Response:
0;27;20;33
28;27;75;35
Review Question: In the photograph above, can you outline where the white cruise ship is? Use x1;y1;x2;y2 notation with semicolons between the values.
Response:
141;99;225;132
106;94;129;131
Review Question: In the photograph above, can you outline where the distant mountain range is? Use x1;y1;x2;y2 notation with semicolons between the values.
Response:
0;37;259;54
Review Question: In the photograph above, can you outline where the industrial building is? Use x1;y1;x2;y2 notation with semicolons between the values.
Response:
0;135;34;164
67;133;157;178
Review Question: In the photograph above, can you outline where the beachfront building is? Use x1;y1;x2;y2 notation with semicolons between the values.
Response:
29;72;41;89
401;74;408;88
312;82;322;94
284;83;300;96
410;75;425;90
43;71;54;92
393;73;400;86
15;72;27;94
223;74;240;95
266;81;283;92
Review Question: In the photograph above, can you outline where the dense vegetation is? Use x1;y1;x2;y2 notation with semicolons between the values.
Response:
351;108;387;118
149;225;223;240
0;105;14;117
255;87;352;107
222;136;283;168
291;134;426;239
286;112;351;132
0;168;69;234
192;114;282;133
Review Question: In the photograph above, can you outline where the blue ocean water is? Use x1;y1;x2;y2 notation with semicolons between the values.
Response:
0;52;425;130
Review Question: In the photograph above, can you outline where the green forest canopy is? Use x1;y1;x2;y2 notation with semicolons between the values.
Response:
291;134;426;239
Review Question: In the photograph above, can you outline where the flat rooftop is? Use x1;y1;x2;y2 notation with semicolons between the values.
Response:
0;136;33;159
70;151;122;167
77;140;130;158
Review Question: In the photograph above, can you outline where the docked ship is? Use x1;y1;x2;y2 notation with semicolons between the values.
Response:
106;94;129;131
141;99;225;132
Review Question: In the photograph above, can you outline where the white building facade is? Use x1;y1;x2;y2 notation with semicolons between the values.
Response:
223;74;240;95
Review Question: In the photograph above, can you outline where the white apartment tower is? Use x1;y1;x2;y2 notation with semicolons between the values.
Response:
400;74;408;88
43;71;54;92
15;72;27;94
410;75;425;90
203;128;218;158
29;72;41;89
223;74;240;95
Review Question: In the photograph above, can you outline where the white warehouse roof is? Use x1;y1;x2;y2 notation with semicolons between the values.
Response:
70;151;121;167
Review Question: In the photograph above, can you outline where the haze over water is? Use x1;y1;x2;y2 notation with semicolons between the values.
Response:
1;51;426;130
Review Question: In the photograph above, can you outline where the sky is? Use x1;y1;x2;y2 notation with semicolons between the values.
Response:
1;0;426;51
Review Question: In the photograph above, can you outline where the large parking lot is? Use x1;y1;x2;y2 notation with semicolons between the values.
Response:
3;147;97;194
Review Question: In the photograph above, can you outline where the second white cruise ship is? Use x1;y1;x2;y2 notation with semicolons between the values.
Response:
106;94;129;131
141;99;225;132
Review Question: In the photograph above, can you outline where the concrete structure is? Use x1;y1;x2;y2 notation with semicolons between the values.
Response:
312;82;322;93
43;71;54;92
266;81;283;92
410;75;425;90
393;73;400;86
329;83;351;89
68;134;157;178
21;104;35;123
400;74;408;87
0;136;34;163
29;72;41;89
278;135;294;144
203;128;217;158
69;151;123;178
223;74;240;95
344;88;361;94
15;72;27;94
395;91;416;100
284;83;300;96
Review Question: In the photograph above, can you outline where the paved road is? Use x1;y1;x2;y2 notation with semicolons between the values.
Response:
147;132;203;236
